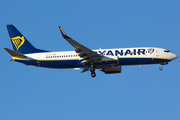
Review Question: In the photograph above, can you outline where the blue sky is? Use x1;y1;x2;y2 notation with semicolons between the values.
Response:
1;0;180;119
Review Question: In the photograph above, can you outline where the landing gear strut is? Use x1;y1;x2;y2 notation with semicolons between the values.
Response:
159;64;163;70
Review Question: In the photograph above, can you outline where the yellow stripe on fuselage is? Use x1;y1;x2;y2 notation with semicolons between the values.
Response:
13;57;80;61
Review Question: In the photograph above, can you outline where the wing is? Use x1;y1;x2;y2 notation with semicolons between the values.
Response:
59;26;102;63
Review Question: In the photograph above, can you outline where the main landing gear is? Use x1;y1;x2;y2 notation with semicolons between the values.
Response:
91;71;96;78
89;65;96;78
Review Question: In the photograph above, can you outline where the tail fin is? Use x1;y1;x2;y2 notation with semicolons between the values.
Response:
7;25;48;54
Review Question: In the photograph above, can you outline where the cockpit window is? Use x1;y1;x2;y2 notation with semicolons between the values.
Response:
164;50;170;53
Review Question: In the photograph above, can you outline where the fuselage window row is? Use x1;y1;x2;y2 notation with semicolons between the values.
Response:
45;51;151;58
46;55;78;58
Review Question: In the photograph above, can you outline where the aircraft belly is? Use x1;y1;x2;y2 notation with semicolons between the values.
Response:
15;60;38;66
40;60;80;68
15;57;171;68
118;58;170;65
15;59;80;68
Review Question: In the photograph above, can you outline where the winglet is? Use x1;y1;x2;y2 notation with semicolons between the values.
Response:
59;26;71;39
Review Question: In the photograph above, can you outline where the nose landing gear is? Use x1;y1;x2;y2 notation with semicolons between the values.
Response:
159;62;168;70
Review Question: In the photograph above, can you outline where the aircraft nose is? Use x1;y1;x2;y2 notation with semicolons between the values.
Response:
171;53;178;60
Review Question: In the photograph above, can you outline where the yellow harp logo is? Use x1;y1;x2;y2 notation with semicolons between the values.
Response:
11;36;25;51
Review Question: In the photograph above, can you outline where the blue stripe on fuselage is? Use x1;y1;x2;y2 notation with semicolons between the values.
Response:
118;58;171;65
14;57;171;68
15;59;80;68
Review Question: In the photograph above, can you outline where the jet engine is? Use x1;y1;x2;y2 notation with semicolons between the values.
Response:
102;66;121;74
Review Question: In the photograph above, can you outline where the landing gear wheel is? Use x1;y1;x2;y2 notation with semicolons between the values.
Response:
91;72;96;78
159;67;163;70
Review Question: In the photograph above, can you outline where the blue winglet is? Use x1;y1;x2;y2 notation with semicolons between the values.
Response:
59;26;70;39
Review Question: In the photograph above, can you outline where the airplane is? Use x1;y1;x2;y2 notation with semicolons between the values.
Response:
4;25;178;77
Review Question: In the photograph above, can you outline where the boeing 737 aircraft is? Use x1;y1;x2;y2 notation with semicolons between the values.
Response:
4;25;178;77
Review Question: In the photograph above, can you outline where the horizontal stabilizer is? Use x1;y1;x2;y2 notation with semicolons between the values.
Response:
4;47;26;57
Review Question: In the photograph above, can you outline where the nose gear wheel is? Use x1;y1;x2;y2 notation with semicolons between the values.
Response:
91;72;96;77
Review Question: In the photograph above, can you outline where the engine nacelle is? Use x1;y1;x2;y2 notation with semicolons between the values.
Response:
102;56;119;65
102;66;121;74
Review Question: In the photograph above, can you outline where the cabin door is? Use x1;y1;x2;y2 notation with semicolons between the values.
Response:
156;50;159;56
37;55;41;66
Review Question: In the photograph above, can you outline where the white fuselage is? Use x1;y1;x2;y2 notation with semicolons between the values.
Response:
13;47;178;69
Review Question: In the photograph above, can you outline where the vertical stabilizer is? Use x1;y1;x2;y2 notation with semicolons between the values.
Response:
7;25;48;54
